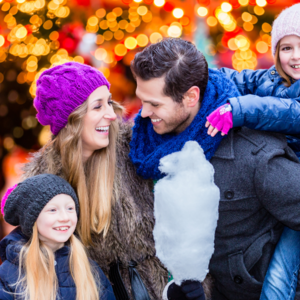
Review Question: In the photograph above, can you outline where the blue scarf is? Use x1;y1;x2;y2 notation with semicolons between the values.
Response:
129;68;241;180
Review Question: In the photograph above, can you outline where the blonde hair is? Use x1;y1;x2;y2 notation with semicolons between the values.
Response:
16;223;100;300
46;100;123;246
275;41;292;87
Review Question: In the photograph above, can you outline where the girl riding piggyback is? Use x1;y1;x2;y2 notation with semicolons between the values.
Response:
206;3;300;299
207;3;300;158
0;174;116;300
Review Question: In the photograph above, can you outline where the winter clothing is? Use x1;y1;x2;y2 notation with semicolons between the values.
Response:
2;174;80;237
219;66;300;156
165;280;205;300
21;122;212;300
207;127;300;300
206;103;233;135
271;3;300;55
34;62;110;135
0;227;116;300
129;68;241;180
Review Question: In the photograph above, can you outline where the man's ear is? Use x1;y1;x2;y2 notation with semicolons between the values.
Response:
184;86;200;108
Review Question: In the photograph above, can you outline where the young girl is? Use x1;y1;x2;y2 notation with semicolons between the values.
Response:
0;174;116;300
206;3;300;299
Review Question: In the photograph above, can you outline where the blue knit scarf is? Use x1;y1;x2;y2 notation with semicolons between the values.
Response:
129;68;241;180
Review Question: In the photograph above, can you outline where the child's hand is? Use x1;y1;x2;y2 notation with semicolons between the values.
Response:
205;103;233;137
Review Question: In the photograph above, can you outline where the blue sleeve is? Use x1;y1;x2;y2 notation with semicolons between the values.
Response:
229;95;300;134
0;276;14;300
219;67;269;95
94;264;116;300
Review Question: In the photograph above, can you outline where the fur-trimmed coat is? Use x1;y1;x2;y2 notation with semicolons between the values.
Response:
22;121;211;300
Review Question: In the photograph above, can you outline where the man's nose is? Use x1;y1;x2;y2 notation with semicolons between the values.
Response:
141;106;152;118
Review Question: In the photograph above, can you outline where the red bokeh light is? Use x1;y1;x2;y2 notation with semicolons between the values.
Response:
163;2;175;12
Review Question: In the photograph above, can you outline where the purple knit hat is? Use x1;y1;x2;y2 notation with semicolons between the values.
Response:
34;62;110;135
271;4;300;56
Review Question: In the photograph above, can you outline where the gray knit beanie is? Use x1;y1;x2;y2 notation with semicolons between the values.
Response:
3;174;80;237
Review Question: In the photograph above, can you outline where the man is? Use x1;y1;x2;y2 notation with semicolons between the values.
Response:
129;38;300;300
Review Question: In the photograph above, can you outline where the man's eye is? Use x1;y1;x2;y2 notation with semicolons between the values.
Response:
152;104;159;107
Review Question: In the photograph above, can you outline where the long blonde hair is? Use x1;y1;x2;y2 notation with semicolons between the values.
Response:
16;223;100;300
275;41;292;87
46;100;123;246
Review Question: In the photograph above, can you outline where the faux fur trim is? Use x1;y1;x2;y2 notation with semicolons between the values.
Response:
21;121;212;299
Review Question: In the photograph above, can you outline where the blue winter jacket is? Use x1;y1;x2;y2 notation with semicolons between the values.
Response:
219;65;300;155
0;227;116;300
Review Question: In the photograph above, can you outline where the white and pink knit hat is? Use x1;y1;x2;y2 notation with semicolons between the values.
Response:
271;3;300;56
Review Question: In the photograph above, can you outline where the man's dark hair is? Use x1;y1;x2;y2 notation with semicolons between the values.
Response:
131;38;209;103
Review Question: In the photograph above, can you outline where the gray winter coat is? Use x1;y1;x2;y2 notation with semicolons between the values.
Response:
209;127;300;300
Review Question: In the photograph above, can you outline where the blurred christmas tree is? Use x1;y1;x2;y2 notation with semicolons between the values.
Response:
0;0;297;190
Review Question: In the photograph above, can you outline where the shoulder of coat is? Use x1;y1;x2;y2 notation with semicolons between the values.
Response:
236;127;287;153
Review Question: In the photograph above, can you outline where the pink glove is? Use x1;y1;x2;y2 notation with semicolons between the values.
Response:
206;103;233;135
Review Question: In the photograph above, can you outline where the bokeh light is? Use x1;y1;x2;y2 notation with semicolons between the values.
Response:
125;37;137;49
256;41;268;53
136;34;149;47
262;22;272;33
221;2;232;13
115;44;127;56
0;36;5;47
150;32;162;43
256;0;267;7
197;7;208;17
154;0;165;7
172;8;184;19
207;16;218;27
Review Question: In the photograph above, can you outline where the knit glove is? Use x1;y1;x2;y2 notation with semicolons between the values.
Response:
162;280;205;300
205;103;233;137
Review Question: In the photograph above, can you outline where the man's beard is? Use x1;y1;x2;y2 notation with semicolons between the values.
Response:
155;110;191;135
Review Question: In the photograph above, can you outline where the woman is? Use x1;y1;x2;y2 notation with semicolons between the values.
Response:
20;62;167;300
21;62;210;300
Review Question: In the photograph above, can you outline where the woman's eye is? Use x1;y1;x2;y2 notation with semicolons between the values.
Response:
49;209;56;212
282;47;291;51
152;104;159;107
94;105;101;109
68;207;75;211
108;100;113;106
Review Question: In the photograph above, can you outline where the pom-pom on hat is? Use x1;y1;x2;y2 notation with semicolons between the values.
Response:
3;174;80;237
34;62;110;135
271;3;300;56
1;184;17;216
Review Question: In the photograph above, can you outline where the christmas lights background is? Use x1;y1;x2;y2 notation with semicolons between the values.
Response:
0;0;297;237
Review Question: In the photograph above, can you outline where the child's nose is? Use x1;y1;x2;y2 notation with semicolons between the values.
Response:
292;48;300;60
58;209;69;221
